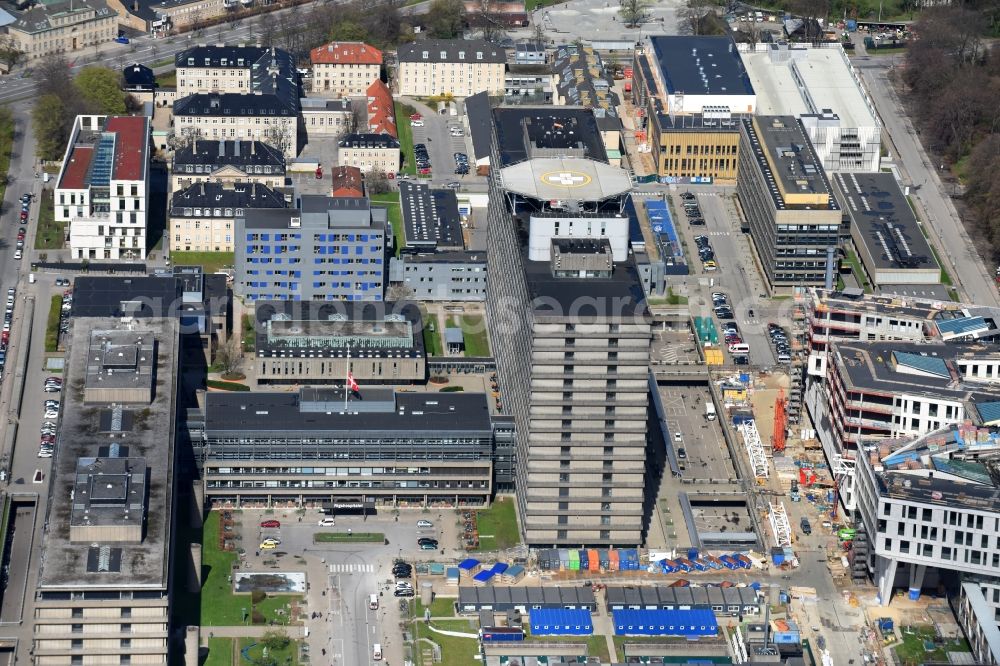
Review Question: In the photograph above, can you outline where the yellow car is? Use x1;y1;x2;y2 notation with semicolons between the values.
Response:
259;540;278;550
703;260;718;272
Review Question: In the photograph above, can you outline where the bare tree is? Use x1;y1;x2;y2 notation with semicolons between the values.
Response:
619;0;652;28
0;37;25;72
348;101;369;133
214;334;245;376
386;282;414;301
472;0;507;43
365;168;391;195
168;126;205;150
738;17;762;50
262;121;293;156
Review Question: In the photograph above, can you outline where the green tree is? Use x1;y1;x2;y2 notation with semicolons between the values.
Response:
32;94;71;162
328;19;368;42
426;0;466;38
260;630;290;651
619;0;652;27
74;66;126;115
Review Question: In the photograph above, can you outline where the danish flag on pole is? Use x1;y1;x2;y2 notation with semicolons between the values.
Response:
347;371;360;393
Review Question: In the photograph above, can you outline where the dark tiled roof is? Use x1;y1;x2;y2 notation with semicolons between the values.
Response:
464;91;492;161
173;47;299;117
169;182;287;216
397;39;506;64
123;63;155;91
338;133;400;149
10;0;113;34
172;140;285;172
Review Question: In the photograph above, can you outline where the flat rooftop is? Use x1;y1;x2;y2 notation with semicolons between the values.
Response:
832;341;1000;404
492;107;607;167
84;329;156;392
70;456;147;535
860;425;1000;512
399;181;463;250
743;116;837;210
832;172;937;273
204;388;494;434
254;300;424;358
647;35;754;96
37;317;179;590
525;251;648;319
499;157;633;202
743;44;876;129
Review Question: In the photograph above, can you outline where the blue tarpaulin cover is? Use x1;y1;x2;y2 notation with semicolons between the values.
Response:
458;558;480;571
612;609;719;636
473;570;496;583
530;609;594;636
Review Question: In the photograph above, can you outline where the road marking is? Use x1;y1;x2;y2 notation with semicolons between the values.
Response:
327;563;374;573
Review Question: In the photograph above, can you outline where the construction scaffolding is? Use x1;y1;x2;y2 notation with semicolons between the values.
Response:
773;388;787;453
739;419;769;481
769;502;792;548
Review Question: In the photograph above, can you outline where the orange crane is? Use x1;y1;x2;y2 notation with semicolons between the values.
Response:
772;389;787;453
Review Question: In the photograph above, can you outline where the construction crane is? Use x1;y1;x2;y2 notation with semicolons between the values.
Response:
772;389;787;453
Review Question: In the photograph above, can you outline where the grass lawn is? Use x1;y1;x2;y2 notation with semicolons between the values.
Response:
475;497;520;551
207;379;250;391
242;313;255;353
45;295;62;352
169;251;234;275
431;619;476;633
156;69;176;88
150;56;174;68
202;512;300;626
238;636;299;665
528;632;610;662
314;531;384;543
525;0;562;9
420;307;443;356
844;250;872;294
201;511;241;626
35;189;65;251
0;113;12;219
416;596;456;618
372;192;404;258
459;314;490;356
414;620;480;666
927;244;953;285
894;626;969;666
395;102;417;176
203;637;234;666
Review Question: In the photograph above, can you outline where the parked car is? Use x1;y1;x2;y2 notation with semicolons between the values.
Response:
260;520;281;528
318;518;336;526
416;520;433;529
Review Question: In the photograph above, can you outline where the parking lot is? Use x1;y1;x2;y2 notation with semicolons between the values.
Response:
657;384;737;482
670;190;777;367
650;327;700;366
404;98;482;189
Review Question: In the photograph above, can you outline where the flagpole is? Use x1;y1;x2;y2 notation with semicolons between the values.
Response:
344;347;350;411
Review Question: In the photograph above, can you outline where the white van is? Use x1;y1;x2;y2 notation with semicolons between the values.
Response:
373;643;383;661
369;593;379;610
728;343;750;354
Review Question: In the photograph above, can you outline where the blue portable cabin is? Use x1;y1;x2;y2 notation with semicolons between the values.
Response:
687;548;699;561
613;609;719;637
491;562;509;575
719;555;738;570
624;549;641;570
473;569;496;584
657;559;678;573
459;558;481;575
530;609;594;636
675;559;692;572
579;550;590;570
481;627;525;643
691;559;707;572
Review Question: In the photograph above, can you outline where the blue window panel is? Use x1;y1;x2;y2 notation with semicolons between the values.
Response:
293;294;301;301
373;259;383;265
294;271;301;278
266;270;274;276
355;247;363;255
275;258;282;264
313;282;322;288
359;234;368;242
348;234;355;242
261;234;270;241
314;258;322;264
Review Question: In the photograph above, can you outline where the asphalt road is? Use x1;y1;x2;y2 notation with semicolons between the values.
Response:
683;191;777;367
855;57;1000;308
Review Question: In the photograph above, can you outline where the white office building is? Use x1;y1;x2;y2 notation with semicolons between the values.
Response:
56;115;150;260
742;43;881;172
855;425;1000;665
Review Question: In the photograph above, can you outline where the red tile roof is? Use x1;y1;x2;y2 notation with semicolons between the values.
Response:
311;42;383;66
105;116;148;182
330;166;365;198
59;146;94;190
366;80;397;138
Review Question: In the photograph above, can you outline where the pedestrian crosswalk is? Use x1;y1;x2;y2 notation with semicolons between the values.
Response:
328;563;375;573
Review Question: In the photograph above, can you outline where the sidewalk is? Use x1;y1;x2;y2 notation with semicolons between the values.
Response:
202;625;307;638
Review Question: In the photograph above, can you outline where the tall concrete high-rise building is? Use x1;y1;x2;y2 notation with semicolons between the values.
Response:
485;107;651;547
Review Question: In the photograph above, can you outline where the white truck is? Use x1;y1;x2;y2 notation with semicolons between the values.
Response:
705;402;717;421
